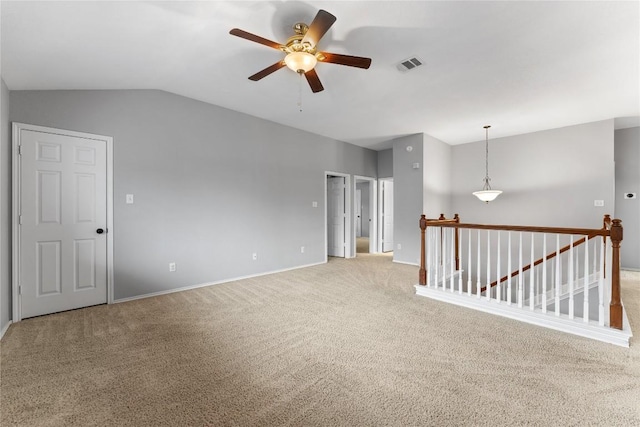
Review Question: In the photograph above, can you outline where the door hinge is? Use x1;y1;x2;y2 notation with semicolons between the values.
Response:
18;286;22;295
19;215;22;225
17;145;22;156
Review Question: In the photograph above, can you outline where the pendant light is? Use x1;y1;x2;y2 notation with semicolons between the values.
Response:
472;125;502;203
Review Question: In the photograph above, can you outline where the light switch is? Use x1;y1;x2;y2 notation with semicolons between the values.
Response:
312;201;318;208
126;194;134;204
594;200;604;207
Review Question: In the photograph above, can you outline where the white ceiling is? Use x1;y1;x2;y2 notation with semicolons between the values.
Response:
1;1;638;149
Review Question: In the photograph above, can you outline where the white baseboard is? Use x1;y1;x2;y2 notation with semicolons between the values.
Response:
114;261;326;304
0;321;12;341
393;259;419;267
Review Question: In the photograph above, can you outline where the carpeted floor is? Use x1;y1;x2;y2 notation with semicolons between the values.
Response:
1;254;639;426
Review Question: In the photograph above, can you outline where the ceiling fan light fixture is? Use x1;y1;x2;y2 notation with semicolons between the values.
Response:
284;51;317;73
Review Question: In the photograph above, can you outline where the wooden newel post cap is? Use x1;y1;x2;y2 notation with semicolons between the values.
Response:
420;214;427;230
438;213;446;220
611;219;623;243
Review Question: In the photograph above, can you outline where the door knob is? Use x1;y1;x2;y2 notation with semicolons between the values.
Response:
96;228;105;234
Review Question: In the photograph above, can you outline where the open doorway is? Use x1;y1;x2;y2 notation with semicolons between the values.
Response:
353;176;377;256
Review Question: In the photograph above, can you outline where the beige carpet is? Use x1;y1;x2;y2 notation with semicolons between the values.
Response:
356;237;370;253
1;255;639;426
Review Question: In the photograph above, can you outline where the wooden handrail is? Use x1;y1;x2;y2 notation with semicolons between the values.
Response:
422;221;610;237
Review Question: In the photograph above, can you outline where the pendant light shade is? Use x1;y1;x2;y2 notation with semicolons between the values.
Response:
473;125;502;203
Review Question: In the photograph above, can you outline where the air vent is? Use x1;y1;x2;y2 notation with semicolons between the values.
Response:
397;56;424;72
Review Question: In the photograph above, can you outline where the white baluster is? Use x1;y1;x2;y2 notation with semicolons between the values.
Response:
507;232;512;306
569;236;574;319
542;234;547;313
555;235;560;316
518;233;523;308
598;235;605;326
530;234;535;310
442;227;446;289
467;229;472;296
476;230;481;298
426;227;431;287
433;227;442;289
583;236;590;323
458;228;463;294
486;230;491;301
496;231;501;303
592;238;597;275
449;228;456;292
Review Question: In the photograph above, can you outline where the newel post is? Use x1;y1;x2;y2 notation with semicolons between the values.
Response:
609;219;623;330
419;215;427;286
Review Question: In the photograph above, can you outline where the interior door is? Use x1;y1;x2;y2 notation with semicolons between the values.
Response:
327;176;346;257
355;189;362;238
19;128;108;318
381;180;394;252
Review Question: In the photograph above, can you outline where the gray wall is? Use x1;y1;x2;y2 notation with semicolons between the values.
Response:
615;127;640;270
423;133;452;218
377;148;393;178
392;134;424;265
451;120;615;228
356;181;370;238
1;79;10;333
10;90;377;301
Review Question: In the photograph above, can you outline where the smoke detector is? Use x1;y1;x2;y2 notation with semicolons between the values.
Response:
397;56;424;72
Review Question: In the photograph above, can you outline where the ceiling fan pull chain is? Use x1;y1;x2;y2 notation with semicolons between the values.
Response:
298;72;303;112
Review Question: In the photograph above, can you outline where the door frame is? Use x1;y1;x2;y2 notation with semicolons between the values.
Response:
324;171;352;262
12;122;114;322
378;177;394;253
352;175;377;256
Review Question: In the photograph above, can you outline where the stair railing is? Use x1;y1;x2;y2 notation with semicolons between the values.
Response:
418;215;624;330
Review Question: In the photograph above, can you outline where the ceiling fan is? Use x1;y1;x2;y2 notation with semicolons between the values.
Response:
230;9;371;93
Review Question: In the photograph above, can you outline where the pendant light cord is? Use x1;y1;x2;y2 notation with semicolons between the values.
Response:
298;72;303;112
483;125;491;190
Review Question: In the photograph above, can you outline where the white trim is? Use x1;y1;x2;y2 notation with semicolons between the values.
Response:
415;285;632;347
114;261;326;304
0;321;12;341
11;123;114;322
378;177;394;254
393;259;419;267
324;171;352;261
353;175;378;256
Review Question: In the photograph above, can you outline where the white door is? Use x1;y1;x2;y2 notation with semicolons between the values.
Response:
381;180;394;253
327;176;345;257
18;129;108;318
355;189;362;238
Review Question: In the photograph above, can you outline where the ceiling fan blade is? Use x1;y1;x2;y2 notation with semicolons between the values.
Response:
304;69;324;93
248;61;286;81
229;28;283;50
301;10;336;47
319;52;372;69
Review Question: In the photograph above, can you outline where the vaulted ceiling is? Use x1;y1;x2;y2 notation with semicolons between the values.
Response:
2;1;638;149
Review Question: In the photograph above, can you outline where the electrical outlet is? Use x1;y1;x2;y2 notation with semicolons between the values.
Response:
126;194;134;204
397;243;402;250
312;201;318;208
252;253;257;261
169;262;176;272
301;246;305;253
